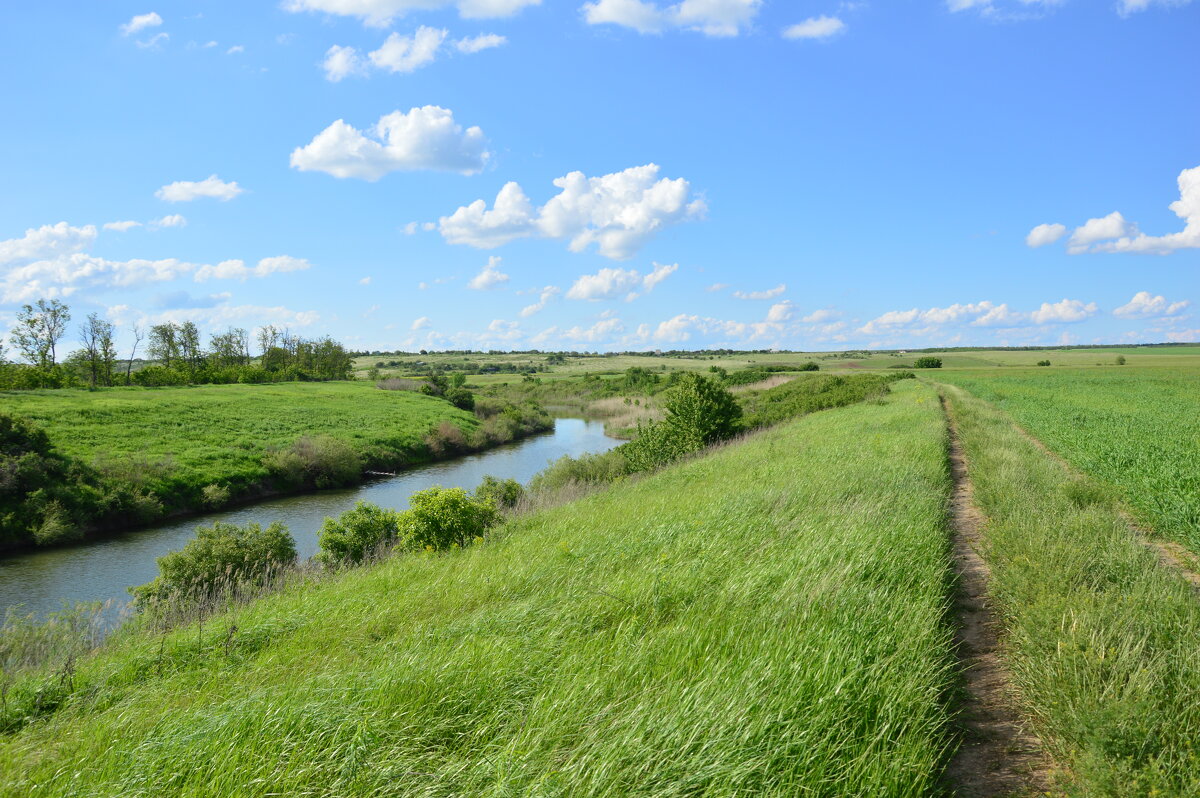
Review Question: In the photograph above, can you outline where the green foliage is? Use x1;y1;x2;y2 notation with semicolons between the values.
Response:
1115;355;1127;365
131;521;296;607
1037;359;1051;366
528;448;631;494
0;414;83;547
263;435;365;490
398;487;498;551
739;373;900;430
913;356;942;369
475;475;524;509
317;501;402;565
621;373;741;472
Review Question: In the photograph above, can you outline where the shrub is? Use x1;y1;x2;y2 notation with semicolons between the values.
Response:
424;420;468;456
475;475;524;509
798;361;820;372
317;501;401;565
132;520;296;607
377;378;421;392
263;435;364;490
201;483;230;507
660;373;742;448
397;487;499;551
529;449;630;494
913;356;942;369
1116;355;1127;365
1037;360;1051;367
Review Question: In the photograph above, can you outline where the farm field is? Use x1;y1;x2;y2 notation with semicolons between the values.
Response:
935;367;1200;550
0;381;963;796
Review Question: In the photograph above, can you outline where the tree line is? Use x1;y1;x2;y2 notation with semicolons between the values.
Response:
0;298;353;390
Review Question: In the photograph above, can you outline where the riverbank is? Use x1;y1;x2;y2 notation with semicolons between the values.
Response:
0;382;551;553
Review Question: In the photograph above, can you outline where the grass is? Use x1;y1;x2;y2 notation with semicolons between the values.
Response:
935;367;1200;550
0;381;961;796
942;383;1200;795
0;382;479;521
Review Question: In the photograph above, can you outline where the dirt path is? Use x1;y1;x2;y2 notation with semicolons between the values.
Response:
941;399;1051;797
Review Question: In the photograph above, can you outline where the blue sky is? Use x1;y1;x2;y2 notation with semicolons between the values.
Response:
1;0;1196;354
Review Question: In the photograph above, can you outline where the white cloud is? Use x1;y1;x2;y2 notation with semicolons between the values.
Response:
782;16;845;39
706;282;729;292
112;303;321;332
566;262;677;301
801;308;838;323
455;33;506;52
971;303;1023;327
0;222;98;264
440;164;704;259
150;214;187;229
3;254;196;303
136;33;169;49
104;220;142;232
946;0;1069;19
156;175;244;202
582;0;761;37
1113;291;1190;319
194;255;312;282
733;283;785;300
322;45;369;81
1067;211;1135;254
467;255;510;289
1165;328;1200;343
412;316;432;330
226;45;245;54
1026;222;1066;248
291;107;489;180
1036;165;1200;255
1029;298;1098;324
359;276;373;285
766;300;794;323
532;317;625;345
283;0;541;27
120;12;163;36
369;26;446;73
1118;0;1194;16
520;285;561;317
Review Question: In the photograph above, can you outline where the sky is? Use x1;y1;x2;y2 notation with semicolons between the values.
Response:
0;0;1197;354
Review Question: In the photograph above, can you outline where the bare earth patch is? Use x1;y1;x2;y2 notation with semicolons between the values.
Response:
942;398;1053;797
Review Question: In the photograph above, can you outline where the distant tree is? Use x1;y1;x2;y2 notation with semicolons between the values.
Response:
11;299;71;368
178;321;203;375
1037;360;1051;367
914;356;942;369
77;313;117;387
1115;355;1127;366
147;322;180;368
125;324;145;384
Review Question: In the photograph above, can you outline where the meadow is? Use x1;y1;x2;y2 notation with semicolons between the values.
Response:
0;382;962;796
935;367;1200;550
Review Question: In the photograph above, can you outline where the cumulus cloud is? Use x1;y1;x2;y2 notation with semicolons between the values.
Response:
156;175;244;202
110;302;321;333
194;255;313;282
455;33;506;52
322;45;369;80
0;222;97;263
1113;291;1190;319
1026;222;1066;248
766;300;795;323
801;308;839;323
1035;165;1200;255
1118;0;1195;16
439;164;704;259
291;106;489;179
104;220;142;232
531;317;624;345
566;262;677;301
1029;298;1098;324
946;0;1068;20
706;282;729;292
467;255;510;289
411;316;431;330
782;16;845;39
150;214;187;229
283;0;541;27
120;12;162;36
733;283;785;300
582;0;761;37
520;285;561;317
369;26;446;72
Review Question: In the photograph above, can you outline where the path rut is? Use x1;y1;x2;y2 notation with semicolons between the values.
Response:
941;398;1051;797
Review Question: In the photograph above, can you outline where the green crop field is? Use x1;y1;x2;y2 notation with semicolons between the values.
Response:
1;382;477;511
935;367;1200;550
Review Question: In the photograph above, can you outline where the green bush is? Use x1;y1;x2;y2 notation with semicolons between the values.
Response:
798;361;820;372
528;449;631;494
398;487;499;551
317;501;402;565
475;475;524;509
263;435;364;490
913;356;942;369
1037;360;1051;367
132;520;296;607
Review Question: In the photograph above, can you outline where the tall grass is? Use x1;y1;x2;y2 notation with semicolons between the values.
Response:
942;383;1200;795
0;381;959;796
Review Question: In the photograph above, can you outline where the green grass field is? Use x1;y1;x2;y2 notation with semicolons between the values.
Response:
1;382;477;509
934;367;1200;550
0;381;962;796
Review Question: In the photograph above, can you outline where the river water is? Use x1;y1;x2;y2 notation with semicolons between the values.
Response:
0;418;619;620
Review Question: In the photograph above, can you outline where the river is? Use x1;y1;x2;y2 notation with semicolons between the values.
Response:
0;418;620;620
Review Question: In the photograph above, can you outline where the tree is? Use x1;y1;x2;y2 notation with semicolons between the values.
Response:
660;372;742;449
148;322;179;368
914;356;942;369
11;299;71;368
178;321;203;375
125;324;145;384
78;313;117;387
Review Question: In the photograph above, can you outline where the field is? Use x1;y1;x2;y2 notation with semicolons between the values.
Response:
935;368;1200;550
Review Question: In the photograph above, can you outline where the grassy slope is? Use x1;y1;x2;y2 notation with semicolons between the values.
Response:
0;382;478;500
0;381;958;797
942;384;1200;796
935;367;1200;550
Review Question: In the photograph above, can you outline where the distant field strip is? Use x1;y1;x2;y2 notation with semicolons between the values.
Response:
935;368;1200;550
943;384;1200;795
0;382;959;796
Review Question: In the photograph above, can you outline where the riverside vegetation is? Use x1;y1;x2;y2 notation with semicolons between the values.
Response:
3;352;1200;795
